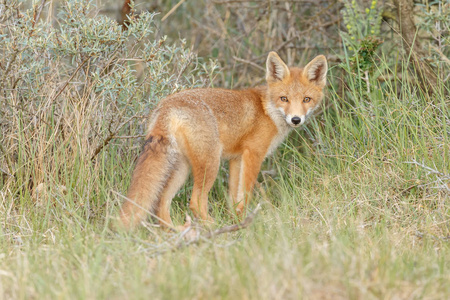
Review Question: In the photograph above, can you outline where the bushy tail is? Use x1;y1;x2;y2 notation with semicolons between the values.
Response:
119;131;175;229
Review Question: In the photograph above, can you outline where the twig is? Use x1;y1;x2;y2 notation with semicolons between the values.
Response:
180;203;262;247
161;0;186;22
51;56;90;102
32;0;47;28
405;159;450;192
0;167;13;177
0;143;14;177
0;47;19;86
205;203;261;238
89;69;150;161
113;134;146;139
232;56;265;71
90;134;115;161
405;159;448;177
90;114;141;161
415;230;450;242
430;45;450;66
132;203;262;256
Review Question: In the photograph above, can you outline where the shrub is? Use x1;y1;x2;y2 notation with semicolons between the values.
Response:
0;0;217;215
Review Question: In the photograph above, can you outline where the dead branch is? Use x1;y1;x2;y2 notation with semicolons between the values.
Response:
232;56;265;71
161;0;187;22
405;160;450;193
203;203;262;239
90;114;142;161
175;203;262;249
51;56;90;102
113;134;146;139
128;203;262;256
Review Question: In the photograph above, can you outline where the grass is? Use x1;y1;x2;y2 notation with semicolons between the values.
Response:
1;1;449;298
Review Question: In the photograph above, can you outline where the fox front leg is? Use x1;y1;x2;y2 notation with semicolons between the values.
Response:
234;149;265;218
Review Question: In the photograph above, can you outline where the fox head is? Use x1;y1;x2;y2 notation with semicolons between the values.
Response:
265;52;328;128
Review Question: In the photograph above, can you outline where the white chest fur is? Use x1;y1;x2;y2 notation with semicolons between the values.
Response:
266;126;291;157
265;102;292;157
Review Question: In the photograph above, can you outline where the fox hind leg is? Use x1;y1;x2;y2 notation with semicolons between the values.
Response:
156;155;190;229
189;152;220;223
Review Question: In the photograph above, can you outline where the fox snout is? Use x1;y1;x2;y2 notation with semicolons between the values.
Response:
291;116;302;125
285;114;305;127
291;116;302;126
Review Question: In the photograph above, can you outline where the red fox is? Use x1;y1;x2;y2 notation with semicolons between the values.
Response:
119;51;327;230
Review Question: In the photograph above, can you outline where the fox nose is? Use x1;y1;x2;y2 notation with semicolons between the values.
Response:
291;116;301;125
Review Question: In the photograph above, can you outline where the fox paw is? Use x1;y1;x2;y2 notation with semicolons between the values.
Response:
176;214;193;232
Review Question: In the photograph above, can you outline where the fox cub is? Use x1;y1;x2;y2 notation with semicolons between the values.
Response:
119;51;327;229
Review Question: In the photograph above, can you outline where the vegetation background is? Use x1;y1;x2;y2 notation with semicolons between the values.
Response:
0;0;449;298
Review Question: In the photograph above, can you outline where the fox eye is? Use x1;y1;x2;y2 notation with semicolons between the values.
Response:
303;97;311;103
280;96;288;102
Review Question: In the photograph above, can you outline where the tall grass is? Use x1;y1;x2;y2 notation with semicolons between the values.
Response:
1;0;449;299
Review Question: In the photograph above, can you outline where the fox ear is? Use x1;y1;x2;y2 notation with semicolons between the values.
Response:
266;52;290;82
303;55;328;87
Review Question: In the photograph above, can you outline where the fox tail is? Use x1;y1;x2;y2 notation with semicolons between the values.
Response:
119;129;176;229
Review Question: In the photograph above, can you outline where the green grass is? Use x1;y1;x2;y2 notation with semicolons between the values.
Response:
1;55;449;299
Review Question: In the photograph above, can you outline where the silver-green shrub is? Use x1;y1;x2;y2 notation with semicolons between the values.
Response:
0;0;217;200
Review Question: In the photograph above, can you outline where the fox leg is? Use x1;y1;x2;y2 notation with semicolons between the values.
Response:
228;157;241;204
189;154;220;223
156;156;190;228
235;149;264;217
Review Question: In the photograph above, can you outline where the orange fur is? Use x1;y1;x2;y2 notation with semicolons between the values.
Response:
119;52;328;229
